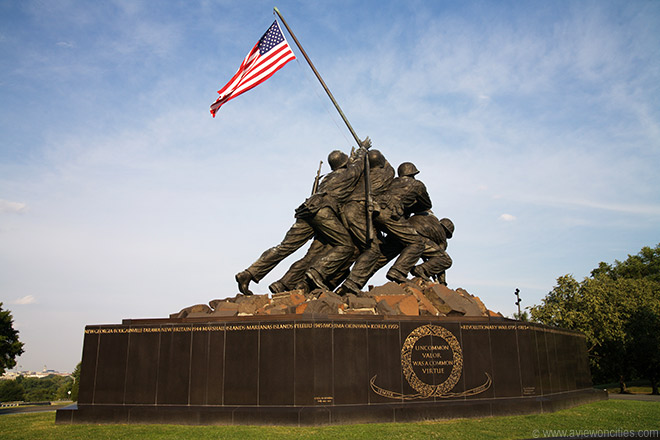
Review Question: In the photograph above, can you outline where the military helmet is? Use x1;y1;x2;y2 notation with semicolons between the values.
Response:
440;218;454;239
328;150;349;170
397;162;420;177
368;149;386;168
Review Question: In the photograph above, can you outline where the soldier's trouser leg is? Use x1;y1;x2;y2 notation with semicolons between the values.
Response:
343;237;399;290
246;218;315;282
415;241;452;278
325;245;359;290
376;213;424;279
276;239;329;289
324;201;366;289
307;207;356;281
342;201;369;251
342;246;384;291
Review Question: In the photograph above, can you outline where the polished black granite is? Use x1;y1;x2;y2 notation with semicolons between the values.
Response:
57;316;606;425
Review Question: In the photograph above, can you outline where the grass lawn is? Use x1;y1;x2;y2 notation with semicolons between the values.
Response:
0;399;658;440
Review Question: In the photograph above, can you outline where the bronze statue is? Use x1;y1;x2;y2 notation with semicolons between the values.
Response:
342;149;395;251
266;148;393;294
268;236;344;293
235;146;367;295
235;146;454;296
409;214;454;284
335;162;433;294
341;211;454;293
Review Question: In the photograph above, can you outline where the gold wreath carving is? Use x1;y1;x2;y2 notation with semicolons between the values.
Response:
370;324;492;400
401;324;463;396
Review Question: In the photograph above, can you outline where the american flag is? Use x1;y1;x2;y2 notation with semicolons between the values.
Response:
210;21;296;117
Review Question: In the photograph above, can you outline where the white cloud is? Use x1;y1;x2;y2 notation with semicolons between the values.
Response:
13;295;36;305
0;200;27;214
499;214;516;222
511;193;660;217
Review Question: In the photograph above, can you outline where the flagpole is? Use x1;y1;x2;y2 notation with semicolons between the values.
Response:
273;7;362;147
274;7;374;244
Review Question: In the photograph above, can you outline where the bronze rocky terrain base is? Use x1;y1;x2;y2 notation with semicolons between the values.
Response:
172;280;503;319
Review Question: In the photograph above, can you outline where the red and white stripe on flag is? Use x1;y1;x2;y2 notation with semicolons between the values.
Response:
210;21;295;117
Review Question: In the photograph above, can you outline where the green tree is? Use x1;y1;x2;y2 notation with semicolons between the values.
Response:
51;374;74;400
591;245;660;282
20;375;74;402
530;244;660;392
0;303;24;375
625;307;660;395
71;361;81;401
0;379;25;401
513;310;529;321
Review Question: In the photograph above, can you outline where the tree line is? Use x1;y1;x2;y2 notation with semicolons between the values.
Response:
530;244;660;394
0;363;80;402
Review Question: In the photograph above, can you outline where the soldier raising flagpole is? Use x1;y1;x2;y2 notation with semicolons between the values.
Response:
273;7;374;245
218;10;441;295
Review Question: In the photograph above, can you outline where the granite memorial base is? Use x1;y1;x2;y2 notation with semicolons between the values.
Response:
56;315;606;426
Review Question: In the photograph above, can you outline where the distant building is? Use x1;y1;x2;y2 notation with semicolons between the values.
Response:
1;367;71;380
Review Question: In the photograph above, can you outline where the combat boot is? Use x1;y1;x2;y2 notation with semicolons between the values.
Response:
386;268;408;284
411;265;431;282
335;279;361;296
269;281;288;294
235;270;254;295
305;268;330;291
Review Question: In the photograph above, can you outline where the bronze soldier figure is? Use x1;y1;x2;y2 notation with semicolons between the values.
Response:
367;212;454;287
336;162;431;294
235;146;367;295
342;149;395;251
267;148;394;293
409;214;454;284
267;236;339;293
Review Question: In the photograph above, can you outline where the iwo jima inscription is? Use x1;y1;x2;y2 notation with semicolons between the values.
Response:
56;8;605;426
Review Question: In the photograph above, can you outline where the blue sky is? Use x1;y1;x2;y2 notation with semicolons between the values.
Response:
1;0;659;373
